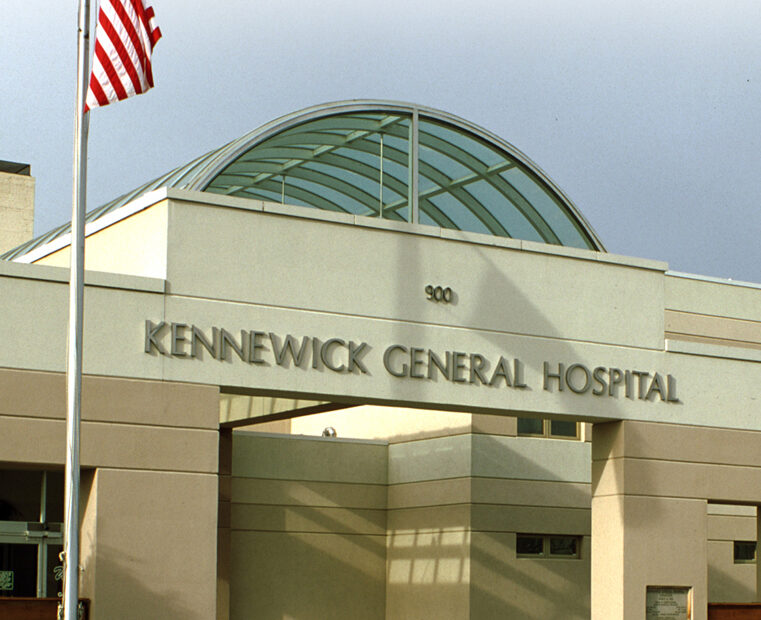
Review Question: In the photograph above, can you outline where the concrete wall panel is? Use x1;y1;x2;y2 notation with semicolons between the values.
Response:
232;432;387;484
232;478;386;509
36;202;169;279
82;468;218;620
707;540;757;603
388;478;471;510
231;503;386;535
165;199;665;350
230;531;386;620
471;477;590;508
666;274;761;323
470;531;590;620
230;432;388;620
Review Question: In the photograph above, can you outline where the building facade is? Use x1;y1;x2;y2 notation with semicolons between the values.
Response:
1;102;759;619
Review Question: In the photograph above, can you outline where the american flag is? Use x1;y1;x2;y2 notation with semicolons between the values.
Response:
84;0;162;111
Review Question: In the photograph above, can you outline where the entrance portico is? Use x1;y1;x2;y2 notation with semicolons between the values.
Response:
1;102;760;618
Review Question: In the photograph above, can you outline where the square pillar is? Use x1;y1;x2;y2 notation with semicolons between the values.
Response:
592;421;708;620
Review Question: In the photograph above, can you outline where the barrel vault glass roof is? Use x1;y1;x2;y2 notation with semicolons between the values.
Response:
2;101;604;260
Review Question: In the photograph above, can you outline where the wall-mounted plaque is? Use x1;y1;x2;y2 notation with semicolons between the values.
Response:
646;586;691;620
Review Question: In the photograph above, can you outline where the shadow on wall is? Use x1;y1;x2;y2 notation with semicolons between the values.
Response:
709;562;758;603
229;431;592;619
386;432;592;619
82;543;193;620
231;235;671;618
470;530;590;620
459;246;666;528
230;530;387;620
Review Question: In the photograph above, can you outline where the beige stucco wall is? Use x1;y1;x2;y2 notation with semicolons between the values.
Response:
707;505;758;602
227;429;596;620
35;200;169;279
0;368;220;620
0;170;34;255
1;192;760;434
592;420;761;619
387;432;592;619
229;432;388;620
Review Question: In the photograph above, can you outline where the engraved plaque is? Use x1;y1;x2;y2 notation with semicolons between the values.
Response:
646;586;691;620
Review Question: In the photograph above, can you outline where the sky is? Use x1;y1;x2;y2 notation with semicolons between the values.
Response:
2;0;760;282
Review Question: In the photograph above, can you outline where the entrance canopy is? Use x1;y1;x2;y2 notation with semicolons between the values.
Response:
3;101;604;261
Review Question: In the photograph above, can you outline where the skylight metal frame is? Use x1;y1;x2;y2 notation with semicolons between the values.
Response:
2;100;605;261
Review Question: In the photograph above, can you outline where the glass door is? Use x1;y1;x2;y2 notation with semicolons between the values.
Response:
0;470;64;598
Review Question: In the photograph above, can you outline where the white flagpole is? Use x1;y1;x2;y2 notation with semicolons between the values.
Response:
63;0;91;618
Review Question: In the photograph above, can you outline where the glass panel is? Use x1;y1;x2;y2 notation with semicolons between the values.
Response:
516;535;544;556
0;469;64;523
549;420;578;438
734;541;756;563
501;167;594;249
549;536;579;557
0;471;43;521
0;543;37;597
463;180;544;242
47;544;63;597
45;472;64;523
426;194;489;234
206;112;411;221
418;117;569;243
517;418;544;436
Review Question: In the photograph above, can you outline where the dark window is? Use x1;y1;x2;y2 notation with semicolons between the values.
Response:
516;418;544;436
549;536;579;557
516;535;544;556
549;420;577;438
516;534;582;559
517;418;580;439
0;469;64;597
734;541;757;564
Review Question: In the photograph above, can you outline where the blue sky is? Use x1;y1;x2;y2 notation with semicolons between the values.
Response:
2;0;760;281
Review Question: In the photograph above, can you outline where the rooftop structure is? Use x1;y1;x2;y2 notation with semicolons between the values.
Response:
3;101;603;262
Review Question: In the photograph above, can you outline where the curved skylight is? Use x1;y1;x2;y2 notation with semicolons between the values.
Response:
2;101;604;260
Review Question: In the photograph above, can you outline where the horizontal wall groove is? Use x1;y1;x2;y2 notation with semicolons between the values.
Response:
0;412;217;432
593;455;761;468
590;492;730;501
94;466;219;476
232;502;387;510
665;332;761;350
230;528;388;537
228;472;389;488
388;502;591;512
666;308;761;325
388;475;592;487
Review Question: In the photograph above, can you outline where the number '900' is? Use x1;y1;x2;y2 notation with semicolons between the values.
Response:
425;285;453;303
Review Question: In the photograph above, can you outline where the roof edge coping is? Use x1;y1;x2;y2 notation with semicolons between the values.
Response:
0;258;166;293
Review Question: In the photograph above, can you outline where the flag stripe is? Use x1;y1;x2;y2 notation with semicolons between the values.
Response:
108;0;148;76
84;0;161;112
89;48;120;104
98;10;143;95
94;40;128;101
87;74;111;109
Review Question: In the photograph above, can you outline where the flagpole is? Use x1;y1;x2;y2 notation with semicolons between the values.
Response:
63;0;90;618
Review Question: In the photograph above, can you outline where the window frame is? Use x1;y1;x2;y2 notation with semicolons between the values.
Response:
516;533;582;559
517;418;581;440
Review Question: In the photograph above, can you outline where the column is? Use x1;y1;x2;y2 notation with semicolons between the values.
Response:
591;421;708;620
